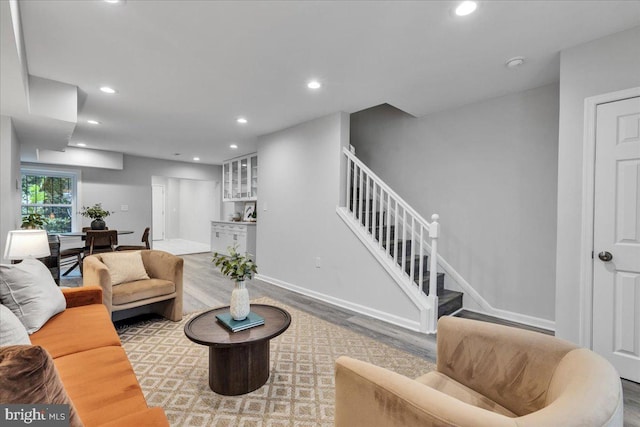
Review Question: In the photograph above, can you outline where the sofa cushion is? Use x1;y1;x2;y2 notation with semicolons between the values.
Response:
0;259;66;334
30;304;121;359
53;346;149;427
0;304;30;346
416;371;517;417
0;345;83;427
99;251;149;286
112;278;175;306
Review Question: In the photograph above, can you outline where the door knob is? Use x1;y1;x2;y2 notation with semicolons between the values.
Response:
598;251;613;262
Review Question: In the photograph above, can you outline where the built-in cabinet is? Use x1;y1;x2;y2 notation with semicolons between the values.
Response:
223;154;258;202
211;221;257;258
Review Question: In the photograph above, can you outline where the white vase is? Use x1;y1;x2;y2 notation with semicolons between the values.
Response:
230;280;250;320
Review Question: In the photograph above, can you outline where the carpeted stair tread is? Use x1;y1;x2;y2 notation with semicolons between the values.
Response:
438;290;463;318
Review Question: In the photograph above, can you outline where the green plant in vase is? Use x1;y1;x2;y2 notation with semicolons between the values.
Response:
21;213;48;229
79;203;113;230
212;245;258;320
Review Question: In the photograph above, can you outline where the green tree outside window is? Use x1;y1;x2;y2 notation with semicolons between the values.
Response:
21;172;76;233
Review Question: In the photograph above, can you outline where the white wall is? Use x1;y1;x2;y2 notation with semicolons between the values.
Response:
555;26;640;343
36;147;123;170
28;75;77;124
178;178;217;244
152;177;218;243
351;83;560;323
257;112;421;328
0;116;21;263
166;178;181;239
22;154;221;247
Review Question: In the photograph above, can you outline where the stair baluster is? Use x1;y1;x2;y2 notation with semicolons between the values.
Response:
339;147;462;332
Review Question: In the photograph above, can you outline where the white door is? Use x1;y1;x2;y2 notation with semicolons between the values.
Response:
592;96;640;382
152;185;165;241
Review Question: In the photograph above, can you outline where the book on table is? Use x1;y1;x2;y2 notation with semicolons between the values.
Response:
216;311;265;332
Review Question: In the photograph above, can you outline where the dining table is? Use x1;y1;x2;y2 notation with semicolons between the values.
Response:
51;230;136;279
55;230;134;237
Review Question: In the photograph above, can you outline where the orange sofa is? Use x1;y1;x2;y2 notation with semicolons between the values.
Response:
29;285;169;427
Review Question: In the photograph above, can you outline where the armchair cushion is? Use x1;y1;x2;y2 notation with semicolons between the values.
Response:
415;371;516;417
0;259;66;334
436;316;577;416
112;278;175;305
99;251;149;286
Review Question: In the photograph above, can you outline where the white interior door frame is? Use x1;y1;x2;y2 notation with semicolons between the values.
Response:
152;184;165;241
579;86;640;348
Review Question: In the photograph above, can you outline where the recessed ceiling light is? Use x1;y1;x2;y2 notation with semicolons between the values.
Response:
76;143;87;147
230;144;238;149
307;80;321;90
505;56;525;68
100;86;117;94
87;119;100;125
104;0;122;3
455;1;477;16
236;117;248;124
193;157;200;161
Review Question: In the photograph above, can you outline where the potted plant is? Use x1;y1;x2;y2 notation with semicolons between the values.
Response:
212;245;258;320
79;203;113;230
21;213;48;229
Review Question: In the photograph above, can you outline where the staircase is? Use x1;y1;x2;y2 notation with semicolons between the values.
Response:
338;147;463;333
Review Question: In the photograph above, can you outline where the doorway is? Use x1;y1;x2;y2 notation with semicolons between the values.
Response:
151;176;220;255
582;88;640;382
152;184;165;241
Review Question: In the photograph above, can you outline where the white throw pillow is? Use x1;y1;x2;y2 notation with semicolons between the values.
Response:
0;259;66;334
100;251;150;286
0;304;31;345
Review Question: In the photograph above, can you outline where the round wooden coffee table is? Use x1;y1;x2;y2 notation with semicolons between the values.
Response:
184;304;291;395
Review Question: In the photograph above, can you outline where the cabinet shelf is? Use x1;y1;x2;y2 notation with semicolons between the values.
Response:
223;153;258;202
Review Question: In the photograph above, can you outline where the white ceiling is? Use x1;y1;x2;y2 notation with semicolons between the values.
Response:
1;0;639;165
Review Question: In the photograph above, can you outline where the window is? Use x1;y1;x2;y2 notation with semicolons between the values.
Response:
21;169;78;233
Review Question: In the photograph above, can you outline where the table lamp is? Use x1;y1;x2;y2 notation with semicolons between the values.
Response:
4;229;51;260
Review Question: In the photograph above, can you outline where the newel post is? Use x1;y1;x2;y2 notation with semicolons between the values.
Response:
428;214;439;328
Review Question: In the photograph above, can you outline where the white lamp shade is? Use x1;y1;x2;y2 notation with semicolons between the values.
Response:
4;230;51;260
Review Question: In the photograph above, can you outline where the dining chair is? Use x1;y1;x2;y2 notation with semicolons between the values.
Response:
60;246;84;276
116;227;150;251
84;230;118;256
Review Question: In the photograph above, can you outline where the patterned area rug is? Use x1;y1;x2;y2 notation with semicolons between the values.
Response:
117;297;435;427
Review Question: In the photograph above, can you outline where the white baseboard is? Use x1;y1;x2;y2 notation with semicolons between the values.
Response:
463;307;555;332
255;273;423;332
335;207;555;333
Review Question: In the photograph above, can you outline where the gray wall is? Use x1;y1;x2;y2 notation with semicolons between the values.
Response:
22;154;221;247
0;116;21;263
555;26;640;342
351;83;560;322
257;112;422;328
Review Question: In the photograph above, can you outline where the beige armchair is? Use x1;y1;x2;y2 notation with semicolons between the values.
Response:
82;250;183;321
335;316;623;427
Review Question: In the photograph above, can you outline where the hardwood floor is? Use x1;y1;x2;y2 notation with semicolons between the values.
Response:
61;252;640;425
179;252;439;360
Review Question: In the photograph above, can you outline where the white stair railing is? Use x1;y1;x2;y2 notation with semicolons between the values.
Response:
342;147;440;331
